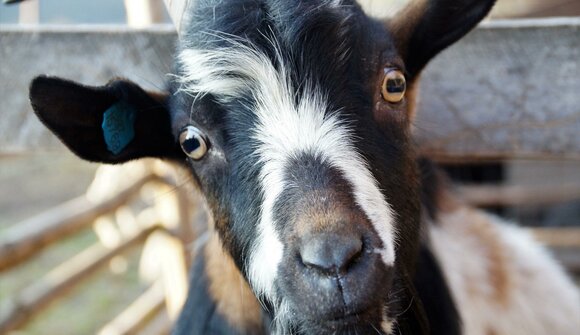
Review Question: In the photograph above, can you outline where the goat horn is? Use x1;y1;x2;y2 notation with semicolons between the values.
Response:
163;0;192;36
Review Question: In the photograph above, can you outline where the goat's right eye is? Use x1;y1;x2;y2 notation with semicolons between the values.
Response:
381;69;406;103
179;126;208;160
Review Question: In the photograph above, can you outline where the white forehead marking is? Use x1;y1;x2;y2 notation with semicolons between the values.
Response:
178;40;396;301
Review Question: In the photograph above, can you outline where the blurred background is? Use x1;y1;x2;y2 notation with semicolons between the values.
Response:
1;0;579;334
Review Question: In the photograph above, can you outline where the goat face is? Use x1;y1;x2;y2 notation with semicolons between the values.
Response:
172;3;418;331
29;0;495;333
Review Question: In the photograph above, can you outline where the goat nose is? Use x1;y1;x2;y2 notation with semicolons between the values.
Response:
300;233;363;274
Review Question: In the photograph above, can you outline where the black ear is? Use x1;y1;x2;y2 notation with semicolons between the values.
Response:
30;76;183;164
389;0;496;78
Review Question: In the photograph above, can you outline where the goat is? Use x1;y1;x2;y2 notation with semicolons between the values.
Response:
28;0;579;334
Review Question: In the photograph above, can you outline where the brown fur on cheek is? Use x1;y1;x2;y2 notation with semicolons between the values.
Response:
205;233;263;332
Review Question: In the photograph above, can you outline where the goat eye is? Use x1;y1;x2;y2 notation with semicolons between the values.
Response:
179;126;208;160
381;69;406;103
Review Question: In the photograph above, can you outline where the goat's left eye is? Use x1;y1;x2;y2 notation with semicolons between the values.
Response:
179;126;208;160
381;69;406;103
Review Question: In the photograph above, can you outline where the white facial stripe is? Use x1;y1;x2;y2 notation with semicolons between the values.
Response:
252;90;397;268
178;42;396;302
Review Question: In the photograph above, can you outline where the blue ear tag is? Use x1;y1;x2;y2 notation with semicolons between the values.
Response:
102;101;137;155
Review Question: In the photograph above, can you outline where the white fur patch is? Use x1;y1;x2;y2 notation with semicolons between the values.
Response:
178;39;396;304
381;306;395;335
430;207;580;335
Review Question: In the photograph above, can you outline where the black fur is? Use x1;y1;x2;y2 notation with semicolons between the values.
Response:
29;76;183;163
29;0;497;334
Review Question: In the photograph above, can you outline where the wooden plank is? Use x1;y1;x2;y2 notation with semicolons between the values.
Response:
0;19;579;160
98;281;166;335
530;228;580;249
415;18;580;161
162;0;190;33
18;0;38;24
490;0;580;19
138;308;171;335
125;0;167;27
156;231;188;319
549;247;580;274
138;231;189;320
0;174;159;272
457;182;580;207
0;225;160;333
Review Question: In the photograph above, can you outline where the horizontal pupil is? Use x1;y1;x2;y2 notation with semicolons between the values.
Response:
386;79;405;93
183;138;201;152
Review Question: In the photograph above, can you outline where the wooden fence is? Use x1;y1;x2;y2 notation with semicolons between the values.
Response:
0;16;579;334
0;161;201;334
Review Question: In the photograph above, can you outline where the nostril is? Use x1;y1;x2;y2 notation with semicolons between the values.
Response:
300;233;363;274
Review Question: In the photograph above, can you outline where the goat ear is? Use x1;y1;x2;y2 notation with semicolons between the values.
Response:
30;76;183;164
389;0;496;78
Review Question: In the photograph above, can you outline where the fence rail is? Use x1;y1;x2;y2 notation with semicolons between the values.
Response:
1;225;160;333
0;163;196;334
0;174;164;271
456;182;580;207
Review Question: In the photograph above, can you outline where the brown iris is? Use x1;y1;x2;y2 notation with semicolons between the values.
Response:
381;69;406;103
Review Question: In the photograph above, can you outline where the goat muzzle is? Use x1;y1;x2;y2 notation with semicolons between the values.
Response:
277;211;393;330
